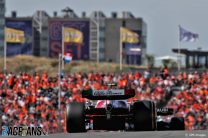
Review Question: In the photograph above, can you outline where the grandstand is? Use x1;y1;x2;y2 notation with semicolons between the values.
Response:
1;70;207;133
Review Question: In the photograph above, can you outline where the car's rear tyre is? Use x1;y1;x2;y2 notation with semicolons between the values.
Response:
66;102;86;133
133;100;156;131
169;117;185;130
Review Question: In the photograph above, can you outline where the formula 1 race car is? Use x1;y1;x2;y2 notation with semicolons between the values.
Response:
66;84;185;133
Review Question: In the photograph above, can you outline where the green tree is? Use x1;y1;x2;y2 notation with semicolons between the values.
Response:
145;54;155;68
162;59;177;68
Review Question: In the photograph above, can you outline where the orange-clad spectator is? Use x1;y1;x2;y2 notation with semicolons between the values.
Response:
93;82;101;90
41;112;47;119
22;106;28;114
140;77;145;87
149;77;156;85
84;84;91;90
72;87;78;94
118;79;123;88
183;72;188;79
36;105;41;111
129;73;134;81
135;72;141;79
19;112;25;120
31;95;36;103
4;105;9;113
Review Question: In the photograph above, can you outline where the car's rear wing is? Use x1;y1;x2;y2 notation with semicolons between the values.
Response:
82;89;135;100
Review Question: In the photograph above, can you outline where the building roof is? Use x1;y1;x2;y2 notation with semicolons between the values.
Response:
172;48;208;56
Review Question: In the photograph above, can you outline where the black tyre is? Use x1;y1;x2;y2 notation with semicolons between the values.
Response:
157;121;170;130
169;117;185;130
133;100;156;131
66;102;86;133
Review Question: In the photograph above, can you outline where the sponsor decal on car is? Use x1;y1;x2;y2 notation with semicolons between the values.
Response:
93;89;124;96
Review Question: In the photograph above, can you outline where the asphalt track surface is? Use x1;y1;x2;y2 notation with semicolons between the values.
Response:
11;130;207;138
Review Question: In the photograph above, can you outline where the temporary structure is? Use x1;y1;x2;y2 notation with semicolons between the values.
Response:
155;55;177;61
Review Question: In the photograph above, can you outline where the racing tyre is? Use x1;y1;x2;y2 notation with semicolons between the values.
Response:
133;100;156;131
66;102;86;133
157;121;169;130
169;117;185;130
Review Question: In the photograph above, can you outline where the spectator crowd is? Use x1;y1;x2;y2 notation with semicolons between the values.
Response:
0;69;207;133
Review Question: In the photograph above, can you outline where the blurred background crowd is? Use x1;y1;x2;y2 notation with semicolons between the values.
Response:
0;69;207;133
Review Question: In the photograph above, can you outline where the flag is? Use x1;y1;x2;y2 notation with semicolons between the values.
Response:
63;27;83;44
179;26;199;42
5;27;25;43
64;53;73;63
120;27;139;43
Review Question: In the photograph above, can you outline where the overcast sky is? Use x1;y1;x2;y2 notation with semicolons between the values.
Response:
6;0;208;57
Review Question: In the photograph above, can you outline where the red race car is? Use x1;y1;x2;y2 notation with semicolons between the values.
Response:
66;84;185;133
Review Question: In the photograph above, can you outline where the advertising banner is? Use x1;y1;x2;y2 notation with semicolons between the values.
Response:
6;19;33;56
123;30;142;65
125;44;142;56
49;20;90;60
6;27;25;43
